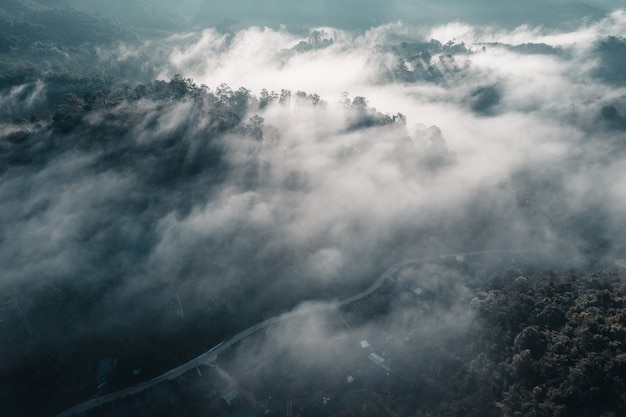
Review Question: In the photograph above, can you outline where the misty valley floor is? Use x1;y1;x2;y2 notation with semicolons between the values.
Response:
56;254;626;417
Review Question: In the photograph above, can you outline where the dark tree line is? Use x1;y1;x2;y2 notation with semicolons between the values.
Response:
0;72;410;417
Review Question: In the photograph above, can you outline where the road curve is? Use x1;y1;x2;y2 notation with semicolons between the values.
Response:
54;249;534;417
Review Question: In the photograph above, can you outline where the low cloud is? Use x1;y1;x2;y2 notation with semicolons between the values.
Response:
3;12;626;317
0;80;47;119
2;8;626;415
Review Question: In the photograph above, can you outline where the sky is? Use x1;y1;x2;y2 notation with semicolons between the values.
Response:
1;1;626;415
34;0;626;29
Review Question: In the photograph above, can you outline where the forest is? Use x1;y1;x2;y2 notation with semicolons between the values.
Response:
2;1;626;416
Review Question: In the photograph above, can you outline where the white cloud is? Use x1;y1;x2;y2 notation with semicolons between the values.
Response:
3;10;626;370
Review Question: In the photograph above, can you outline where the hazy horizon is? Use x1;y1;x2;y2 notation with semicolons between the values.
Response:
26;0;626;30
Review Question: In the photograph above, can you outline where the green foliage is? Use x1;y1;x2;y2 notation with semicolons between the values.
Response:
387;39;470;84
0;3;134;46
594;36;626;85
474;269;626;416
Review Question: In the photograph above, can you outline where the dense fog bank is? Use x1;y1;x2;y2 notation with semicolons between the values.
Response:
1;1;626;416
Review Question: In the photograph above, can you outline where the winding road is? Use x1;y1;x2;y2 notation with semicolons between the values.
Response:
54;249;548;417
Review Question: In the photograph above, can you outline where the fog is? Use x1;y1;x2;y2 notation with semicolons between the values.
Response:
1;1;626;416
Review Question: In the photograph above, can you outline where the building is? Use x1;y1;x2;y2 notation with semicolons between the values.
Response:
222;388;240;407
367;353;385;367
